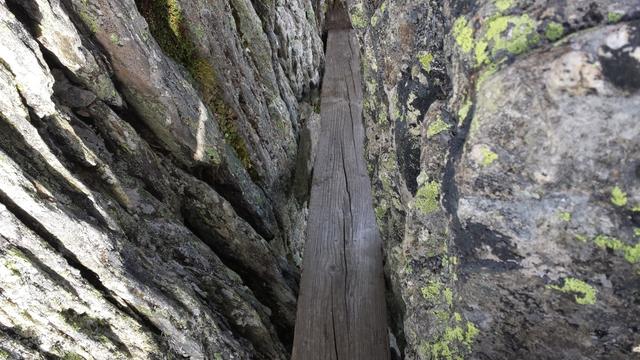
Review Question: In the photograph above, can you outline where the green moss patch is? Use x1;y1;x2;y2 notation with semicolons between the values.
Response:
136;0;256;177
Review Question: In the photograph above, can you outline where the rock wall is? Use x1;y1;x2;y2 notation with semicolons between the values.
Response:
0;0;322;358
353;0;640;359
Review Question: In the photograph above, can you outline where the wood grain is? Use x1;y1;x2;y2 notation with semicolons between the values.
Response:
291;8;390;359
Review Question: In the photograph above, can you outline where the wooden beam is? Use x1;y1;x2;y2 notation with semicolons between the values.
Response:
291;7;390;359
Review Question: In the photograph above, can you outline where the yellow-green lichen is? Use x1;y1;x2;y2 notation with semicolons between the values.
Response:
545;22;564;41
594;235;625;250
484;15;540;56
480;146;498;166
78;8;98;33
548;278;596;305
458;99;472;124
443;287;453;305
418;51;434;72
421;281;442;301
610;186;628;206
418;320;479;360
453;17;474;53
350;4;368;29
633;205;640;212
474;40;489;65
494;0;513;12
109;33;122;45
558;211;571;222
414;180;441;214
607;12;624;23
575;234;588;242
427;117;451;138
625;244;640;263
634;228;640;237
591;234;640;264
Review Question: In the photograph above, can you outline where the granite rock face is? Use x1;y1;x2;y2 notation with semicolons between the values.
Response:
0;0;321;358
1;0;639;358
355;0;640;359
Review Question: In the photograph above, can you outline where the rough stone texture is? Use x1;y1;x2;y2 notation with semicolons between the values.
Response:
0;0;322;357
355;0;640;359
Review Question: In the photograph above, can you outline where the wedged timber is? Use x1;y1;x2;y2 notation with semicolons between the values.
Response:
291;6;390;360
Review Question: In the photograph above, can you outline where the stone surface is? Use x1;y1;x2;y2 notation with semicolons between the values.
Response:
0;0;322;358
355;0;640;359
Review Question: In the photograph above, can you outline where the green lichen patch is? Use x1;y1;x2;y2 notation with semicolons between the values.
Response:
610;186;628;206
109;33;122;46
453;17;474;53
545;22;564;41
494;0;513;12
484;15;540;56
418;51;434;72
421;281;442;301
418;319;479;360
634;228;640;237
625;244;640;263
474;40;489;65
350;3;368;29
427;117;451;138
458;99;472;124
443;288;453;305
480;146;498;166
575;234;588;242
594;235;625;250
548;278;596;305
591;235;640;264
558;211;571;222
414;180;441;214
607;12;624;23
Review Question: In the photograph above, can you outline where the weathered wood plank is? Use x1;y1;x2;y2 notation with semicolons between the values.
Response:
291;9;389;359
